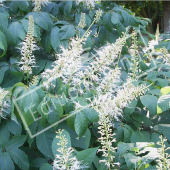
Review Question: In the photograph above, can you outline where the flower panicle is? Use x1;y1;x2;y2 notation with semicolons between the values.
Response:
78;13;86;29
18;15;37;75
42;36;84;89
98;115;117;169
53;129;88;170
0;88;10;118
91;79;149;120
29;75;39;86
70;33;128;92
156;135;170;170
32;0;50;12
76;0;101;9
96;67;122;94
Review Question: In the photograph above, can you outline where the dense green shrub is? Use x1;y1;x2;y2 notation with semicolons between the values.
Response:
0;1;170;170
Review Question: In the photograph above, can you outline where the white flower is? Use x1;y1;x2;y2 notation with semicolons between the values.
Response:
98;114;117;169
78;13;86;29
91;78;149;120
71;33;127;92
42;36;86;89
53;129;88;170
18;15;37;75
96;67;122;94
76;0;100;8
0;88;9;118
32;0;50;11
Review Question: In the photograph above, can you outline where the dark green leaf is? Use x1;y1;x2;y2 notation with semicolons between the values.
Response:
75;110;89;138
76;147;98;165
9;148;29;170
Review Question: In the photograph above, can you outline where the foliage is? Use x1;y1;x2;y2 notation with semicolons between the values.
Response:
0;1;170;170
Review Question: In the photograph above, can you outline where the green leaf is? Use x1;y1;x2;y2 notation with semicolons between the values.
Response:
60;25;75;40
160;86;170;95
0;66;8;84
0;12;8;28
0;122;10;145
131;113;151;128
52;129;71;156
1;70;23;88
123;153;141;169
115;126;124;142
82;108;99;122
114;7;139;27
9;148;29;170
140;95;158;117
26;12;48;30
64;1;72;17
103;12;113;32
31;158;48;168
117;142;135;156
154;124;170;141
0;30;7;58
75;110;89;138
18;1;30;12
47;97;63;125
0;25;16;45
4;135;27;150
8;22;26;44
123;125;133;143
131;131;150;143
51;26;60;51
116;21;126;34
0;152;15;170
111;12;119;24
40;163;53;170
76;147;98;165
7;120;22;136
41;31;52;52
23;89;40;113
98;26;107;45
39;12;53;31
36;125;55;159
157;94;170;114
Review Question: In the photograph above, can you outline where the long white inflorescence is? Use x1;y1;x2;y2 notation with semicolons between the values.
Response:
0;88;9;117
32;0;50;11
71;33;127;92
18;15;37;75
53;129;88;170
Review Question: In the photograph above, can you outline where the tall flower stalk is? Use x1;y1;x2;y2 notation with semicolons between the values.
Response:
42;10;102;89
98;115;117;169
0;88;9;118
53;129;88;170
32;0;50;11
71;32;128;92
156;135;170;170
129;30;139;79
18;15;37;84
